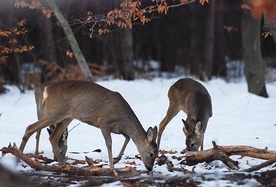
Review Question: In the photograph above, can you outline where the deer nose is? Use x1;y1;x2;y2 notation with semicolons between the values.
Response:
146;166;153;171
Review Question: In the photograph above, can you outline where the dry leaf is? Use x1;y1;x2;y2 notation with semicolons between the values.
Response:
262;31;272;38
66;50;74;58
199;0;208;5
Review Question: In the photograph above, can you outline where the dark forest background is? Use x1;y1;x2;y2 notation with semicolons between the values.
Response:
0;0;276;92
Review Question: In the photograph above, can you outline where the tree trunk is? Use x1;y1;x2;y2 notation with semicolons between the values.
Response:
37;13;57;82
121;28;135;80
241;0;268;98
188;3;200;77
212;0;227;77
46;0;94;82
202;0;215;81
111;0;134;80
111;30;124;78
37;13;57;64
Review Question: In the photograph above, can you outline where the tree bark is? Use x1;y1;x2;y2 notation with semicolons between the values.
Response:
111;0;134;80
188;3;200;77
46;0;94;82
202;0;215;81
37;12;57;82
241;0;268;98
111;30;124;78
212;0;227;77
121;28;135;80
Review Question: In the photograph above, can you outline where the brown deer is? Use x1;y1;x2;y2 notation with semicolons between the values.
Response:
34;81;69;160
157;78;212;151
19;80;158;171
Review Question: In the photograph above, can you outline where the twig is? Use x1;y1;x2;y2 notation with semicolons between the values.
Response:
68;123;80;133
244;157;276;172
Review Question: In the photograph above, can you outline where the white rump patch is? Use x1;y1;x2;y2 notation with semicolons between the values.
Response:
42;87;48;104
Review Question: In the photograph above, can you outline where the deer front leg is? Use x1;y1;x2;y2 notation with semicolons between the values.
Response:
47;119;71;161
157;105;179;151
200;135;204;151
100;128;114;169
113;134;130;164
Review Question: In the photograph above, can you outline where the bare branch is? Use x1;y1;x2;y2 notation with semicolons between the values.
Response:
1;143;140;177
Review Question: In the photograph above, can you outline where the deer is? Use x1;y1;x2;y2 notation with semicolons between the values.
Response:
157;78;212;152
18;80;158;171
34;82;69;160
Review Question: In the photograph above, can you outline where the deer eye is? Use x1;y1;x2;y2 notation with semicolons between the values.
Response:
150;153;153;157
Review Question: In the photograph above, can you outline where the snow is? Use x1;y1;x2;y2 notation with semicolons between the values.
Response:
0;76;275;186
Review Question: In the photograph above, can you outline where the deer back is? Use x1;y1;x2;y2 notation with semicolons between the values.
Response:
42;81;143;132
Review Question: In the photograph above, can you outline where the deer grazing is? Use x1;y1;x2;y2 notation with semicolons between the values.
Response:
157;78;212;151
19;80;158;171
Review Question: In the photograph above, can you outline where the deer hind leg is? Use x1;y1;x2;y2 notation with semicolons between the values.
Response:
113;134;130;164
48;118;71;166
157;104;180;151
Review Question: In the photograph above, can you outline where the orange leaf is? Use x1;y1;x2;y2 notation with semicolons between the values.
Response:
199;0;208;5
66;50;74;58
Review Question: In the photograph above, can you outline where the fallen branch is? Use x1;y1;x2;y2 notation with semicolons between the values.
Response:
186;141;276;170
1;143;140;177
244;158;276;172
156;154;192;173
186;141;239;169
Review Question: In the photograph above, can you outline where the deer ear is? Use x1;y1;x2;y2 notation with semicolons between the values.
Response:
47;128;52;135
182;119;189;135
147;127;157;142
194;121;202;135
153;126;158;139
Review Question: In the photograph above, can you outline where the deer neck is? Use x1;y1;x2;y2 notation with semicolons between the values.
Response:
125;122;147;146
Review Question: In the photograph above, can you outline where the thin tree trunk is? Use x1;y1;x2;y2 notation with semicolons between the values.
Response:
37;13;57;82
121;28;134;80
111;30;124;78
46;0;94;82
188;3;199;77
111;0;134;80
202;0;215;81
241;0;268;98
212;1;227;78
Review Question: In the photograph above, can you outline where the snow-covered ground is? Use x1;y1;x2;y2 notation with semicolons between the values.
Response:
0;76;275;186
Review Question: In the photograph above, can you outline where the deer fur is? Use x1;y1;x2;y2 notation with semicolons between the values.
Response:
157;78;212;151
